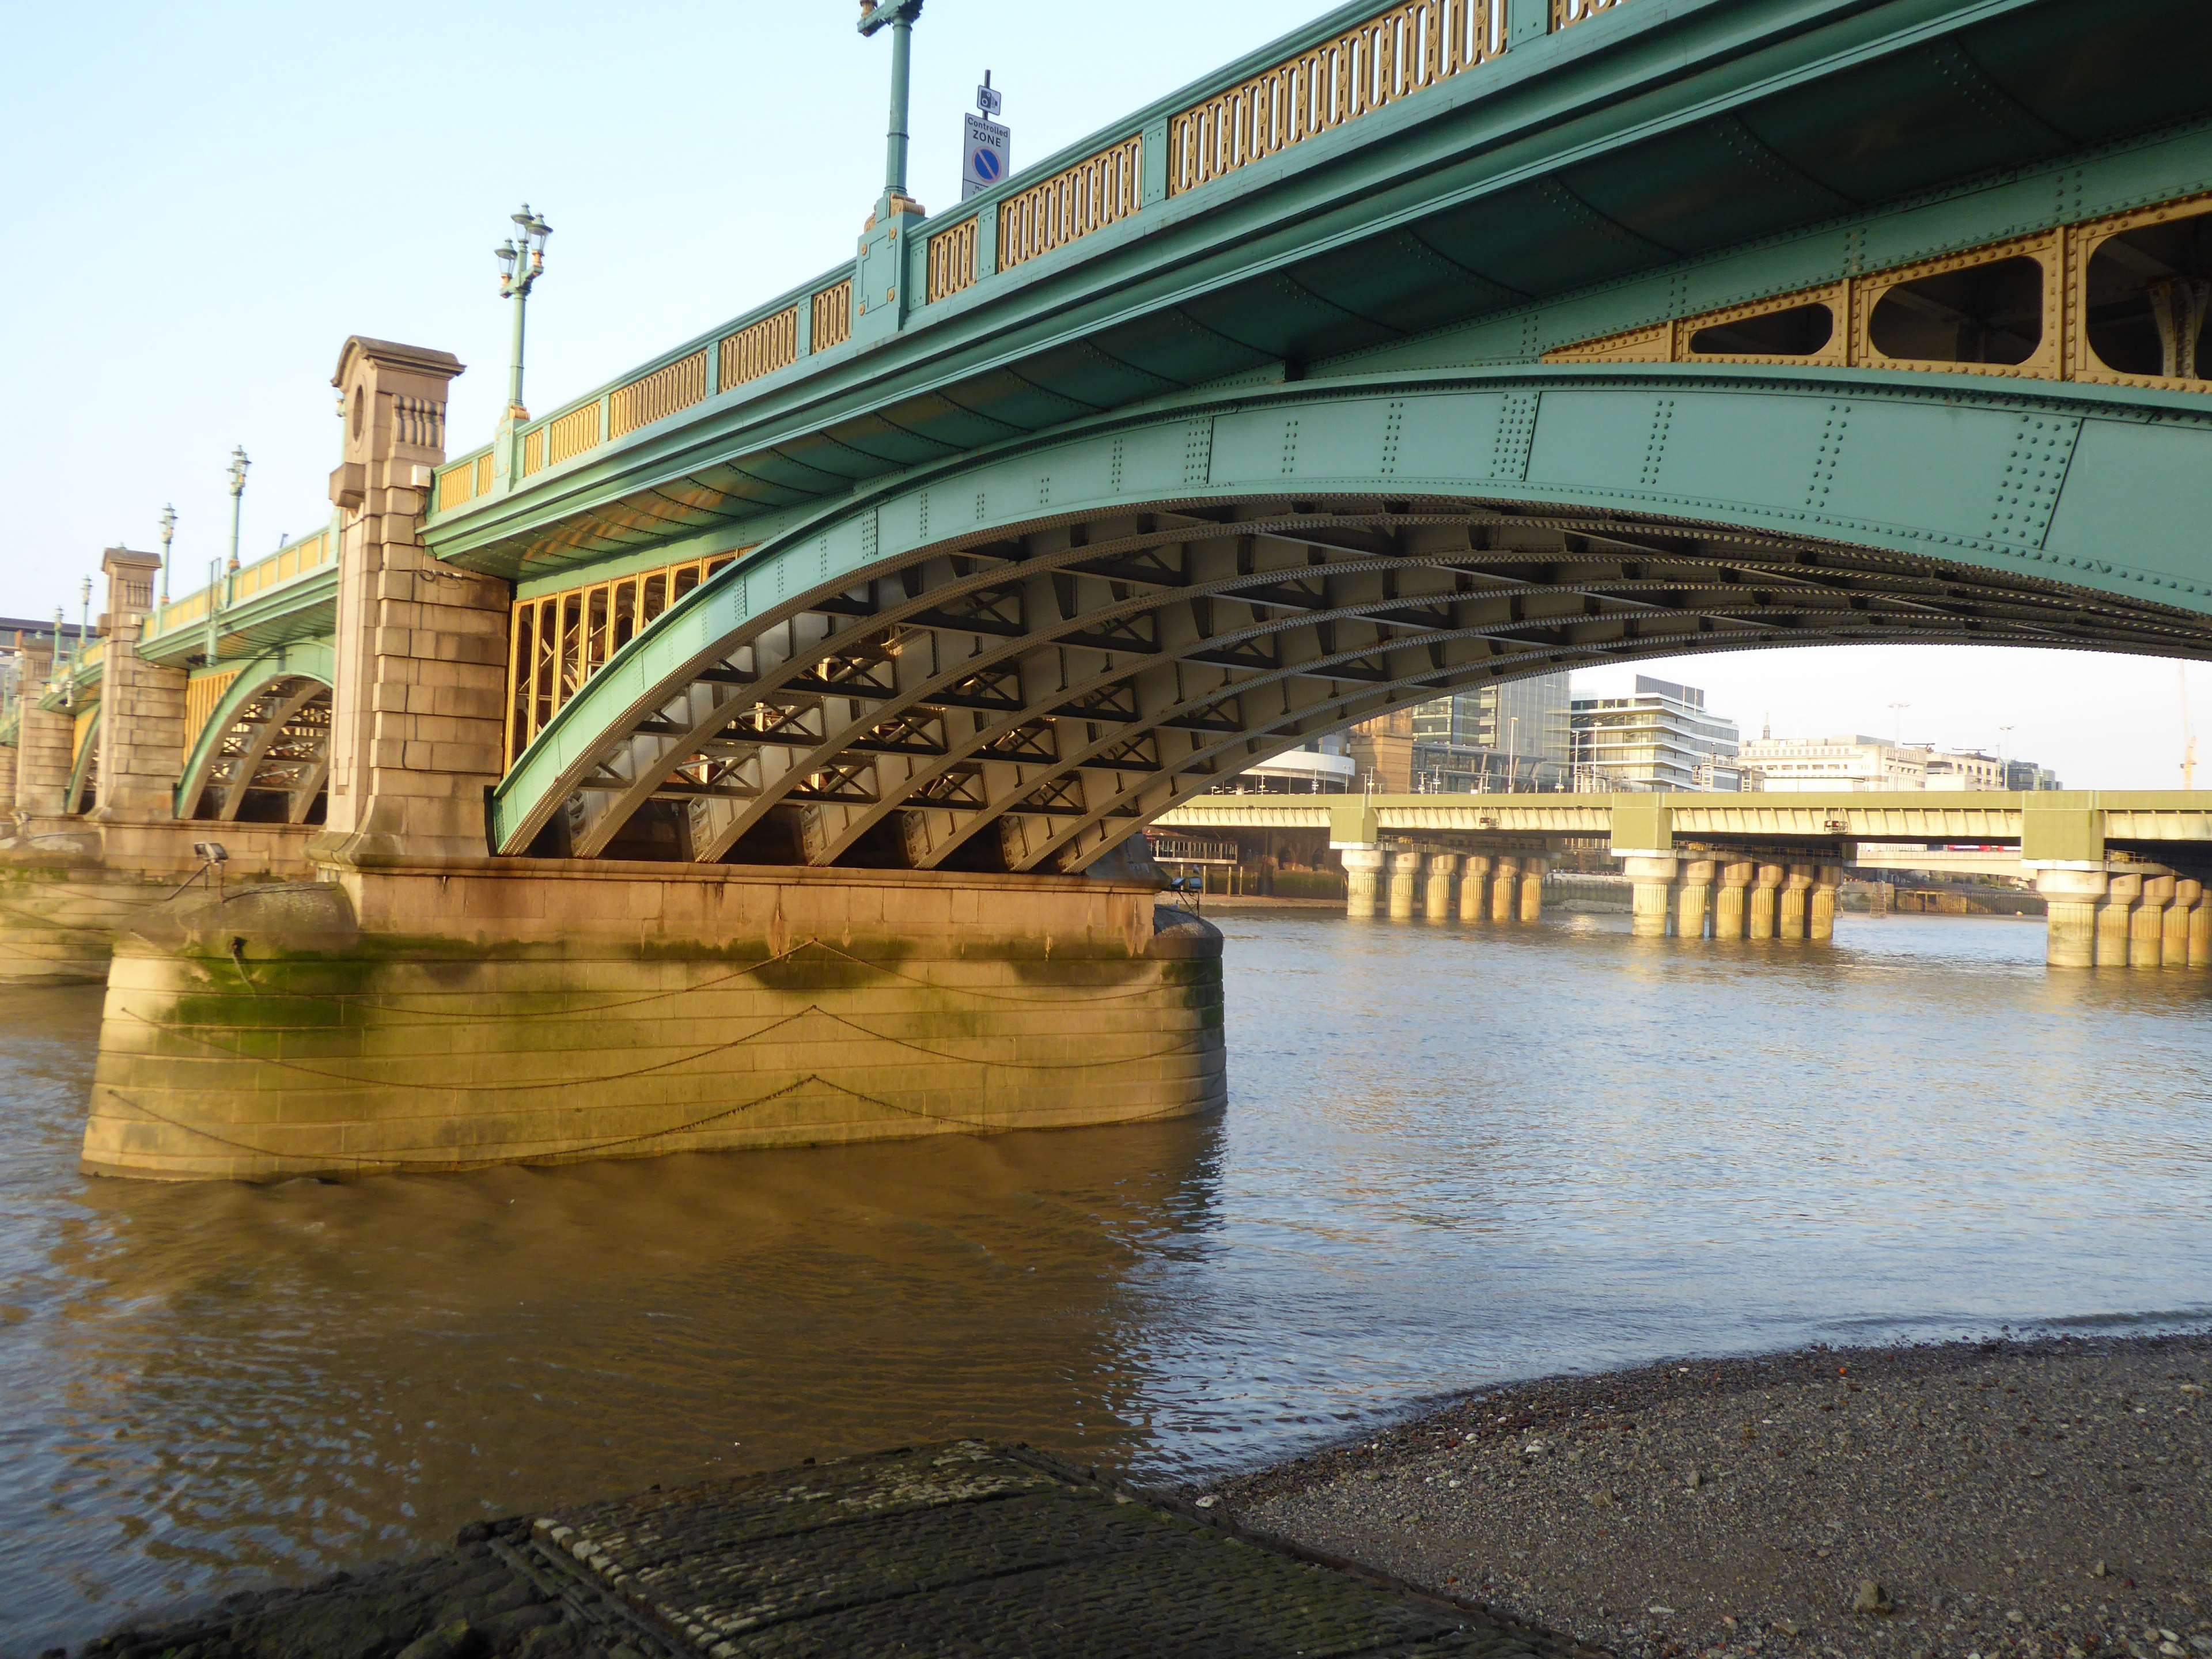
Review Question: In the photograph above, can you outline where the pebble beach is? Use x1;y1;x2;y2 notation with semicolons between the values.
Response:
1221;1333;2212;1659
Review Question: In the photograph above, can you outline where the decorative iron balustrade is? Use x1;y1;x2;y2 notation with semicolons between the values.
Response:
429;0;1654;517
505;550;745;768
927;218;979;302
1169;0;1501;195
998;135;1143;272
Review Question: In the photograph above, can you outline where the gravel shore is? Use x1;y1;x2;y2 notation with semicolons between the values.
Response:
1217;1333;2212;1659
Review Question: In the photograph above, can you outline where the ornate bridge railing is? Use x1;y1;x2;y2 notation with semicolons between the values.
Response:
424;0;1647;527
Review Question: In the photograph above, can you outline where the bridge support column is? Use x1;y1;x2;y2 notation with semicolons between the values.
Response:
2132;875;2174;967
10;635;73;832
1676;858;1714;941
83;866;1225;1182
1748;863;1783;940
1422;852;1457;922
1459;853;1492;922
1341;846;1383;919
2192;885;2212;968
2097;873;2141;965
1490;855;1521;923
1809;866;1842;943
1519;858;1546;925
1386;849;1421;919
1713;861;1752;940
2034;868;2107;968
316;337;508;867
2165;879;2200;967
89;548;192;875
1778;865;1814;941
1624;856;1678;939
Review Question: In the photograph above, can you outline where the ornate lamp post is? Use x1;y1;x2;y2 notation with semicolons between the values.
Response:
225;446;250;574
858;1;925;207
496;205;553;425
157;503;176;606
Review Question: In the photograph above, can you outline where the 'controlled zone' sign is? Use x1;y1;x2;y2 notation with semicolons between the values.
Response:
963;114;1010;200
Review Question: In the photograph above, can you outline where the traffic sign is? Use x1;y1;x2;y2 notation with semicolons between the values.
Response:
963;113;1010;200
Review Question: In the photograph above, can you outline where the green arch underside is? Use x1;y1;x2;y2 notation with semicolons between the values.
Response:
65;708;100;815
175;642;336;821
491;366;2212;855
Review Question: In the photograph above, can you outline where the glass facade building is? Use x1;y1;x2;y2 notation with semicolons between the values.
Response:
1569;675;1743;791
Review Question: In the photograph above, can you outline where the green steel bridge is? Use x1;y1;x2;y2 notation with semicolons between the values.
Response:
37;0;2212;871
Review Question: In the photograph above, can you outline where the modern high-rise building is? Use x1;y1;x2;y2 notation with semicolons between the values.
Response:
1569;675;1743;791
1346;672;1573;791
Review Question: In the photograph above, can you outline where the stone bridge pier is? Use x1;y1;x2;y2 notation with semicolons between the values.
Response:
74;336;1225;1182
2;555;319;985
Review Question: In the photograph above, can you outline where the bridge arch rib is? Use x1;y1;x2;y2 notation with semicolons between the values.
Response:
176;645;336;825
489;366;2212;872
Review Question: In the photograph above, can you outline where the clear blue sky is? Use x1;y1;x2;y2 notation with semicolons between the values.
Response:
0;2;2192;786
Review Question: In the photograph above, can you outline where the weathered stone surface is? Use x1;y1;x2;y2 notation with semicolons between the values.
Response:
82;865;1225;1181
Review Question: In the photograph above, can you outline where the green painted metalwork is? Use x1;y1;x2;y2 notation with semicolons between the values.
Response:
64;707;100;817
486;366;2212;867
425;0;2212;586
173;642;336;823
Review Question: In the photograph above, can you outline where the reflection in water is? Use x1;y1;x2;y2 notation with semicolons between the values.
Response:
3;912;2210;1650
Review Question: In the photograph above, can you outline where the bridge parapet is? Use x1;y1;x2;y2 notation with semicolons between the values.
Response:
417;0;1643;539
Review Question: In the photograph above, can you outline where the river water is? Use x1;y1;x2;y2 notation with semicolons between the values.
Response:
3;909;2210;1649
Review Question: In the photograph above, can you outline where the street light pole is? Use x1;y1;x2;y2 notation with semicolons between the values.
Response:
858;1;926;205
225;447;250;574
157;503;176;606
496;206;553;426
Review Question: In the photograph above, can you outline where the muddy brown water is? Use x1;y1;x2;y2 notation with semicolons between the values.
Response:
3;911;2209;1652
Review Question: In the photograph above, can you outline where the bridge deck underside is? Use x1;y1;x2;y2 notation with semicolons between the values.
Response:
510;496;2212;873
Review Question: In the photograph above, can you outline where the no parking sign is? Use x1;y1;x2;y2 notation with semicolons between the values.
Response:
963;113;1010;199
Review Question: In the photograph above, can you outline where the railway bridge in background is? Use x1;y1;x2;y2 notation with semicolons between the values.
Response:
9;0;2212;1179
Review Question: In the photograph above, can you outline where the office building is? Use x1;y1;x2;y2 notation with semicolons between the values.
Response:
1569;675;1742;790
1346;672;1573;791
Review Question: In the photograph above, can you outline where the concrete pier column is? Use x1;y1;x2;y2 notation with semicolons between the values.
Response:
1459;853;1493;922
1342;847;1384;919
1490;855;1522;923
1387;849;1422;919
2192;885;2212;968
317;336;508;865
91;548;183;817
12;635;73;830
1676;858;1715;941
1519;858;1547;925
1423;852;1459;922
1778;865;1815;941
1713;861;1752;940
2035;868;2108;968
2097;873;2141;965
1809;866;1843;944
1624;855;1679;938
2132;874;2175;967
2165;879;2199;967
1748;863;1783;940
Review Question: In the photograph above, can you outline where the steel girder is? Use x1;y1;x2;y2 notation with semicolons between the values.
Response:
177;671;335;825
488;369;2212;871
